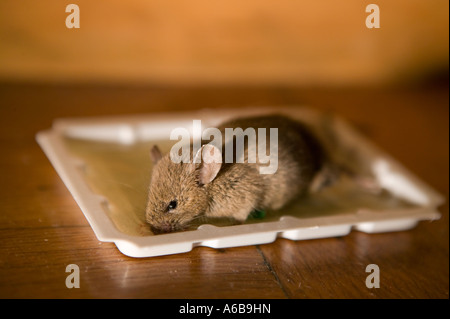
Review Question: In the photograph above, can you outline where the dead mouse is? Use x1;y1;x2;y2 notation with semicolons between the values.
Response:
145;114;338;234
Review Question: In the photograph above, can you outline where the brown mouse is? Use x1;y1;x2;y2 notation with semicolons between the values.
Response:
144;114;337;234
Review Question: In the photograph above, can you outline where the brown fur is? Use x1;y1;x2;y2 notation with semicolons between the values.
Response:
145;114;325;233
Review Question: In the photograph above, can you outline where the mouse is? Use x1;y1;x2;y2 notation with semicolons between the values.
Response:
144;114;343;234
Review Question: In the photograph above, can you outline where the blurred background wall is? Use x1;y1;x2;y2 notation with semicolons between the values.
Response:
0;0;448;86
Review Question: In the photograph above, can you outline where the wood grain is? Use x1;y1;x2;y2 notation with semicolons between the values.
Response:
0;82;448;298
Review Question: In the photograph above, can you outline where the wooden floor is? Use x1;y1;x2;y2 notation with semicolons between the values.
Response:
0;82;448;299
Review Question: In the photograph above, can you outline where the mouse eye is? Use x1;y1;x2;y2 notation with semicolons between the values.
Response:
167;200;177;212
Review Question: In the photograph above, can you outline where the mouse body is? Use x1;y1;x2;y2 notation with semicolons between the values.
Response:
145;114;326;233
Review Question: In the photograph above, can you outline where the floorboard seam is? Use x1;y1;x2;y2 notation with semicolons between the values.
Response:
256;245;290;299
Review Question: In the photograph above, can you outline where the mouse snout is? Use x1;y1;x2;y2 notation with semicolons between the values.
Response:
150;222;179;234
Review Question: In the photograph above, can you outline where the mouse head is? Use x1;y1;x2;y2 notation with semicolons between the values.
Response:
145;144;222;234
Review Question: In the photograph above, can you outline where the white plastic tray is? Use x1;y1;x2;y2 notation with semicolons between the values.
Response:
36;107;444;257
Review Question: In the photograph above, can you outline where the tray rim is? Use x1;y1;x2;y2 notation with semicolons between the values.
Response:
35;106;445;257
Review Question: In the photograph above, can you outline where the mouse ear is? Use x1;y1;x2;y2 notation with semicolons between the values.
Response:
150;145;163;164
194;144;222;185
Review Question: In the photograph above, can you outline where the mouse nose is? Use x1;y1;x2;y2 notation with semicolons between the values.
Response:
150;223;173;234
